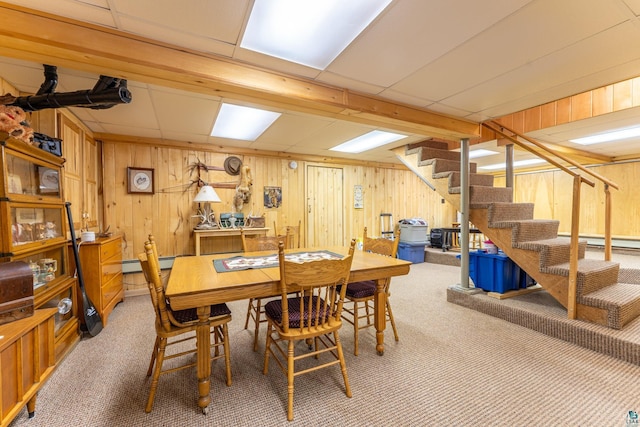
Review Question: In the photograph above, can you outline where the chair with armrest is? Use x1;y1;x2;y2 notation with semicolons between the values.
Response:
241;231;288;351
341;227;400;355
138;235;232;413
273;219;301;249
263;239;356;421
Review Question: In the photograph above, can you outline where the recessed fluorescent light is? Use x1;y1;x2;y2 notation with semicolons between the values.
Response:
330;130;407;154
469;149;499;159
241;0;392;69
479;158;546;171
570;125;640;145
211;104;281;141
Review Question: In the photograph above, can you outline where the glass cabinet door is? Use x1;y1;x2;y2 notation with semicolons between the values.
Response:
3;148;62;200
7;204;66;254
13;244;68;292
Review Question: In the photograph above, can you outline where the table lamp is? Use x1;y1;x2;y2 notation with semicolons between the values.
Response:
193;184;221;229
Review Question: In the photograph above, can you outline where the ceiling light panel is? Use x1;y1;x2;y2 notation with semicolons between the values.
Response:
330;130;407;154
240;0;392;69
211;103;281;141
570;125;640;145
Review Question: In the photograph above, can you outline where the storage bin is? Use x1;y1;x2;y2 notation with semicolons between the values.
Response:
466;250;534;293
397;242;426;264
399;224;428;243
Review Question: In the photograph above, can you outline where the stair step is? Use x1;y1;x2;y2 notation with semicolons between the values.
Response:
515;237;587;269
618;268;640;284
488;202;534;223
419;158;478;174
490;219;559;245
406;140;449;154
461;186;513;208
542;258;619;294
418;147;460;162
579;282;640;329
434;171;494;188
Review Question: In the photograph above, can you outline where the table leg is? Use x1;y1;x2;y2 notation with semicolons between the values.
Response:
374;278;387;355
195;234;201;256
196;305;211;414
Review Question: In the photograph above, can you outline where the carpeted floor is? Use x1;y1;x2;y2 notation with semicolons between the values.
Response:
9;258;640;427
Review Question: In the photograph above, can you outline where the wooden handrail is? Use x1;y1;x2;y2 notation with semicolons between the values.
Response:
481;120;620;320
482;121;595;188
488;121;619;190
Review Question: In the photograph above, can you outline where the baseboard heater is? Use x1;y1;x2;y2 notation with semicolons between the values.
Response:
122;256;175;274
557;234;640;250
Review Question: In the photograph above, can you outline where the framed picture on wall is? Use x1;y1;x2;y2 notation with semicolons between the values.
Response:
127;167;154;194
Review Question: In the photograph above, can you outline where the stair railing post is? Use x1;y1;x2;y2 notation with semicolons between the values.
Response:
459;138;470;289
604;184;612;262
568;175;582;319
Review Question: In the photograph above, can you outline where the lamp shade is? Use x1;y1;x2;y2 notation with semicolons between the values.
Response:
194;185;221;203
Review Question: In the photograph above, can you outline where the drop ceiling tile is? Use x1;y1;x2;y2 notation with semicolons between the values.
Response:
327;0;534;87
116;16;236;57
444;21;640;116
112;0;250;43
256;113;333;145
1;0;116;27
392;0;631;102
151;89;218;134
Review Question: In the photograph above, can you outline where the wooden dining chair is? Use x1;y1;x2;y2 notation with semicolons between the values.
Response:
341;227;400;355
263;239;356;421
138;236;232;413
273;219;301;248
241;231;288;351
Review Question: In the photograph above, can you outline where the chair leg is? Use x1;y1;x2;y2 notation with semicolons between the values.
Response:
145;337;167;413
287;340;295;421
222;323;232;386
353;301;360;356
263;321;272;375
334;331;352;398
244;298;254;329
386;299;399;342
252;298;262;352
146;336;160;377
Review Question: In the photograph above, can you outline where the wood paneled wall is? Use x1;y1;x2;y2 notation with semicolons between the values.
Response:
101;140;457;261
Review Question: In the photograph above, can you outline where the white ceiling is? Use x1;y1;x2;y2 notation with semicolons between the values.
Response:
1;0;640;168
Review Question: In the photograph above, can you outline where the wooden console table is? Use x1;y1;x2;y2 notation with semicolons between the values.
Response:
194;227;269;256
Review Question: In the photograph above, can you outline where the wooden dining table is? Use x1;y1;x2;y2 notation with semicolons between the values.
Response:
165;245;411;413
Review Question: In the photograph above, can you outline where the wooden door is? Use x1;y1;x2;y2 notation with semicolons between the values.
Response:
306;165;344;247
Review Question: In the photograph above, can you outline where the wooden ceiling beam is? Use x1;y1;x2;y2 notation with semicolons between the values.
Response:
0;3;479;140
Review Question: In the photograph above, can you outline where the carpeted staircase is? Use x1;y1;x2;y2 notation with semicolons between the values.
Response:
394;140;640;330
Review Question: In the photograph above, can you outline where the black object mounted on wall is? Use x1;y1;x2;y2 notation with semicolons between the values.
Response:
9;64;132;111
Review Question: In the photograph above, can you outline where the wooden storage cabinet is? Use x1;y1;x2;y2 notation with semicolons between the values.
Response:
78;235;123;326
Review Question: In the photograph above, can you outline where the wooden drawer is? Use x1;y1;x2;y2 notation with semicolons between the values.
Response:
100;237;122;262
101;258;122;285
101;272;123;308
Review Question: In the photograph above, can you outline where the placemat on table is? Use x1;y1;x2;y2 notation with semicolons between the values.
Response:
213;250;342;272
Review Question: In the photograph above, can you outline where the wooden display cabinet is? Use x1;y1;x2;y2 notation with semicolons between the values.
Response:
0;132;80;362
